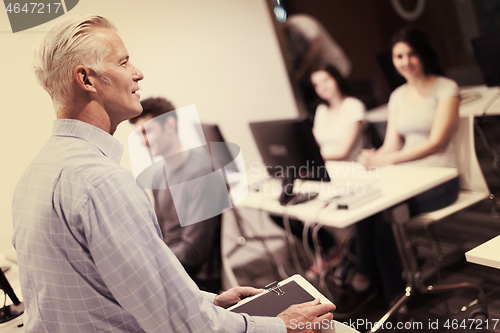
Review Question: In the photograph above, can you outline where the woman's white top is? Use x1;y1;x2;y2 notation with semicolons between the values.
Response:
313;97;366;162
389;76;459;168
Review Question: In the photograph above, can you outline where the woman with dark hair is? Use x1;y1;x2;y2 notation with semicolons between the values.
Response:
310;64;366;161
335;28;460;316
270;64;365;278
358;28;457;173
390;28;441;76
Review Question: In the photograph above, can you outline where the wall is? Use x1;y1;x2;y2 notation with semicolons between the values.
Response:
372;0;479;69
284;0;392;103
0;0;299;253
284;0;484;102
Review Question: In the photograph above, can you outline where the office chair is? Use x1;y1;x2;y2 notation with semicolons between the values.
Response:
364;122;384;150
373;114;491;331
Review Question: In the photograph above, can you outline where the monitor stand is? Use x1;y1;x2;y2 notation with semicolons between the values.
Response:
0;268;24;324
279;176;318;206
0;302;24;324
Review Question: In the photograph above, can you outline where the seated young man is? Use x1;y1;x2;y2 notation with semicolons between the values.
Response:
130;97;227;293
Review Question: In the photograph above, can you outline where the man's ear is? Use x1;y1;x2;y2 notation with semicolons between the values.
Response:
163;116;176;132
74;65;97;93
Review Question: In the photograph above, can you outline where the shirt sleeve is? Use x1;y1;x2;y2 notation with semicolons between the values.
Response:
342;97;365;123
436;77;459;101
243;315;288;333
387;84;405;116
81;171;286;333
200;290;217;303
313;104;328;128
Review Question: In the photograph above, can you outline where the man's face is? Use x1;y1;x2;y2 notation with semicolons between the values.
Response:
134;115;176;158
93;29;144;124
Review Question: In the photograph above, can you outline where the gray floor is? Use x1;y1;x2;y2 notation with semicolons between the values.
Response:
223;200;500;333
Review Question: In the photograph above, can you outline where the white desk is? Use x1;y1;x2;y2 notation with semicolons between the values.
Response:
455;86;500;269
465;235;500;269
241;162;458;331
459;85;500;117
242;162;458;229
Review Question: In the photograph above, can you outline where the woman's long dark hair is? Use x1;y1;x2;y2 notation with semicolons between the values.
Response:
309;63;352;106
391;28;441;76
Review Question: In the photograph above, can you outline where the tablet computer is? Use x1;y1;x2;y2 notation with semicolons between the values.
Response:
227;274;333;317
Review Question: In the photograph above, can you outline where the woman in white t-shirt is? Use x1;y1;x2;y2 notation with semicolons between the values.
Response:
311;64;366;161
334;29;460;316
270;65;366;276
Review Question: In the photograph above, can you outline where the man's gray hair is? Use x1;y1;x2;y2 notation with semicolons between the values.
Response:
33;15;117;111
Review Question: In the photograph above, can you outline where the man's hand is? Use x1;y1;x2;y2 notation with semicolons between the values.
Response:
214;287;264;309
277;299;335;333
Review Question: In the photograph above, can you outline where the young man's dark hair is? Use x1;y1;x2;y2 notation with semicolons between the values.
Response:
129;97;177;125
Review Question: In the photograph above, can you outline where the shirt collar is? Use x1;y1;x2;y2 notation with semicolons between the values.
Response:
52;119;124;164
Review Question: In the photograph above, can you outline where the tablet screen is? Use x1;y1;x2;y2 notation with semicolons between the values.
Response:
229;280;315;317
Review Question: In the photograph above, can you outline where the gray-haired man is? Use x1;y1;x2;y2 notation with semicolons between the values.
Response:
12;15;334;333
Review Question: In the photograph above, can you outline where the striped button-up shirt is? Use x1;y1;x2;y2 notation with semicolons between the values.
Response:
12;119;285;333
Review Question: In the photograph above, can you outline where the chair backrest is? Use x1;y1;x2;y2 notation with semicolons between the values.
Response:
363;122;384;149
455;114;490;195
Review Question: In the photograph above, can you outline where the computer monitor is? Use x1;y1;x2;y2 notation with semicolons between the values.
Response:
472;35;500;87
249;118;330;205
0;269;24;323
200;123;239;173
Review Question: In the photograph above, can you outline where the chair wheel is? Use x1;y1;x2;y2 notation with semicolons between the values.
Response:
469;308;488;322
